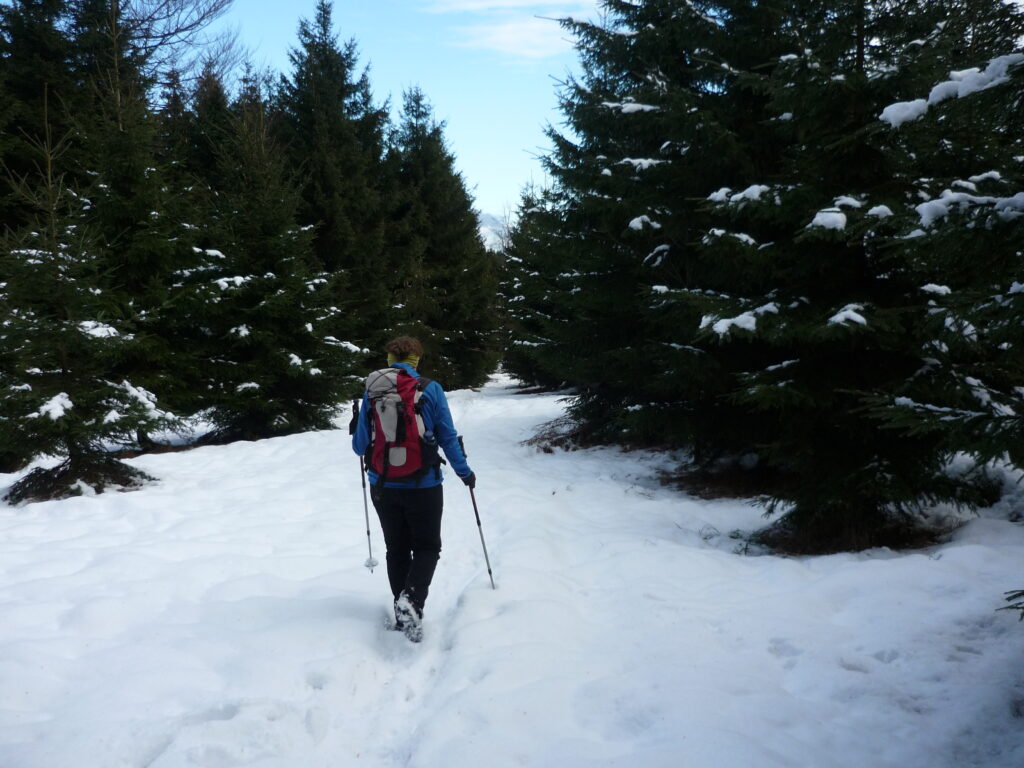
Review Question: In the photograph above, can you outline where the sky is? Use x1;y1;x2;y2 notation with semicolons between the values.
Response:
215;0;602;218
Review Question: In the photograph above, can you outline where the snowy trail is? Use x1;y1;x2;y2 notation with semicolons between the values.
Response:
1;375;1023;768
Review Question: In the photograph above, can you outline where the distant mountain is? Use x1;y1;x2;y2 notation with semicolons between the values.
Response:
478;213;506;252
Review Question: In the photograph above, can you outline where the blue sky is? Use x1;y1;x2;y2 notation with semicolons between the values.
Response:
217;0;600;217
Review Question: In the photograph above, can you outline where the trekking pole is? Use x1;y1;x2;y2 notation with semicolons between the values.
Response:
460;436;496;590
359;456;378;572
350;400;378;573
469;487;496;590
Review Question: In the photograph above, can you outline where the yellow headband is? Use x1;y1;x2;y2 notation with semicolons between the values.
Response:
388;353;420;369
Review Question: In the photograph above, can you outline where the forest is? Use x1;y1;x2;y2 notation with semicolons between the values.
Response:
502;0;1024;553
0;0;501;503
3;0;1024;558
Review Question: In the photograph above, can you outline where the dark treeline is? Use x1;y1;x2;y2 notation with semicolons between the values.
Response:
0;0;501;502
502;0;1024;552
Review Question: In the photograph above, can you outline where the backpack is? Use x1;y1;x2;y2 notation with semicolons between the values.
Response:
364;367;442;484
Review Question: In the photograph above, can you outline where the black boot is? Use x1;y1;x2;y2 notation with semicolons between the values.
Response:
395;592;423;643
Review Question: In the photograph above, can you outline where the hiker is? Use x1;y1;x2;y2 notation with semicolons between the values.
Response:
351;336;475;641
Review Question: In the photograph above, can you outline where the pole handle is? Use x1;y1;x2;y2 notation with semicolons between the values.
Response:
348;399;361;436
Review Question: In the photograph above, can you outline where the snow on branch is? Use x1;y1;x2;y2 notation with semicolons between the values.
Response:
808;209;847;231
828;304;868;327
618;158;666;171
703;229;757;246
629;215;662;231
709;185;772;204
644;244;670;266
601;100;659;114
916;189;1024;227
29;393;74;421
701;303;779;336
880;54;1024;127
79;321;120;338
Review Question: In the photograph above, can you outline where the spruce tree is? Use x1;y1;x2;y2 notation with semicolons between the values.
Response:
0;0;80;471
386;88;499;389
0;0;77;229
68;0;197;437
507;0;788;447
0;111;165;501
868;47;1024;468
508;0;1023;550
176;68;361;441
693;0;1024;549
186;59;232;185
275;0;389;350
500;186;579;391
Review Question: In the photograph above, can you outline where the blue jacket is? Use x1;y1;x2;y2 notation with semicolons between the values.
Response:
351;363;472;488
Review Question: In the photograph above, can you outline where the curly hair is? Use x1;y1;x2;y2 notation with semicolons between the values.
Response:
385;336;424;360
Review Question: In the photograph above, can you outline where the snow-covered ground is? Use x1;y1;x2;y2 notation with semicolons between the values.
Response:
1;375;1022;768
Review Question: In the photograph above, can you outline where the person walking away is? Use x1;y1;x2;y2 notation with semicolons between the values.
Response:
351;336;475;642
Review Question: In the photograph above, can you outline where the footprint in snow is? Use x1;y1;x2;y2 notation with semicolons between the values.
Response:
305;670;330;691
768;637;803;659
873;649;900;664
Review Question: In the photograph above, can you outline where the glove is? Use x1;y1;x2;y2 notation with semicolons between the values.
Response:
348;400;360;436
460;472;476;489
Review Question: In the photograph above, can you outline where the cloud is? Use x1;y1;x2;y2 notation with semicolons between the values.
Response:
428;0;558;10
423;1;600;59
454;15;575;58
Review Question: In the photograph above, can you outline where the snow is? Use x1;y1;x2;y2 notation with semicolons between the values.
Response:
1;377;1023;768
324;338;367;355
644;244;671;266
706;303;779;336
916;189;1024;228
868;205;894;218
79;321;119;338
921;284;952;296
834;196;864;209
828;304;869;326
880;98;930;127
713;312;757;334
619;157;665;171
477;213;505;252
29;392;73;420
809;209;848;230
601;101;659;114
708;185;773;205
704;229;756;246
628;215;662;231
965;377;1016;417
121;381;161;417
215;276;249;291
730;185;770;203
968;171;1002;184
881;54;1024;127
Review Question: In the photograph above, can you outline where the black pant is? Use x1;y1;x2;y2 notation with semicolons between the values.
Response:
370;484;443;612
